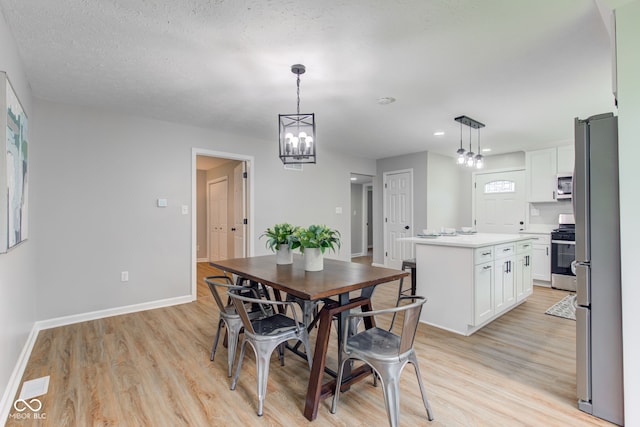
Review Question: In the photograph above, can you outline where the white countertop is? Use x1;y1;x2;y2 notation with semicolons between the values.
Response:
400;233;532;248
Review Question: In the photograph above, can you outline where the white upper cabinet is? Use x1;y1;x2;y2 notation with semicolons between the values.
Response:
556;145;575;175
525;145;573;202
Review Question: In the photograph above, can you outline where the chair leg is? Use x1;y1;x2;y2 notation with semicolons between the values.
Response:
378;368;402;427
409;352;434;421
256;349;272;416
300;332;313;369
330;357;349;414
211;318;225;361
226;322;243;377
230;339;247;391
389;277;405;330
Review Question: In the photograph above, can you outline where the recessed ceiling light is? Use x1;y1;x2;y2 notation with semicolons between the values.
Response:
350;177;357;181
433;131;445;136
377;97;396;105
482;148;492;152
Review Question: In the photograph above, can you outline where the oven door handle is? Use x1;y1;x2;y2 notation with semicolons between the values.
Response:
551;240;576;245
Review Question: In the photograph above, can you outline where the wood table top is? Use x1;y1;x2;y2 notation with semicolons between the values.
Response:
210;254;408;301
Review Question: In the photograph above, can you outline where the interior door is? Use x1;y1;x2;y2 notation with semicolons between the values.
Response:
384;170;413;269
233;162;246;258
208;178;228;262
474;170;525;233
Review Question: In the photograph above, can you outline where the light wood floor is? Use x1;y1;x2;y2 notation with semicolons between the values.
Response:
6;259;613;426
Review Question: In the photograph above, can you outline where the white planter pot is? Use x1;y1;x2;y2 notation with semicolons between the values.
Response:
276;244;293;265
304;247;323;271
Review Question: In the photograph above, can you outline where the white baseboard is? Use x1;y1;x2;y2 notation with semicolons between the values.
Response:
0;323;39;424
36;295;194;331
372;262;386;268
1;294;194;421
350;252;366;258
196;258;208;263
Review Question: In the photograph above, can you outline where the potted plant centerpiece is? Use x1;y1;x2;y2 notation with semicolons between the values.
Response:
294;224;341;271
261;223;299;265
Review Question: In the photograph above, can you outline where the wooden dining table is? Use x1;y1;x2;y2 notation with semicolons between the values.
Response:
209;254;408;421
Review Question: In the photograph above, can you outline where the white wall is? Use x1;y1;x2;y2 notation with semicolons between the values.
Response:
0;7;38;417
614;1;640;424
426;152;472;230
374;152;428;265
31;98;375;320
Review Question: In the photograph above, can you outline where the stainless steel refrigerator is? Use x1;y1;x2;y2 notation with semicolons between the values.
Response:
574;113;624;425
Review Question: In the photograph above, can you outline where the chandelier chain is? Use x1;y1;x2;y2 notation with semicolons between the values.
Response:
296;74;301;115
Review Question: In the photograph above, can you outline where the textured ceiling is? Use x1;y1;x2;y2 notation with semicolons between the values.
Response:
0;0;614;160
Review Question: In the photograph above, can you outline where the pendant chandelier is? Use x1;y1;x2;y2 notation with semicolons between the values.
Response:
454;115;485;169
279;64;316;165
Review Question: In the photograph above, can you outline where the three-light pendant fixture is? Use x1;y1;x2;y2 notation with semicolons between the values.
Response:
455;115;485;169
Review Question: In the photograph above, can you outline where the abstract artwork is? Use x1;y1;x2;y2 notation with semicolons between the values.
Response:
1;71;28;252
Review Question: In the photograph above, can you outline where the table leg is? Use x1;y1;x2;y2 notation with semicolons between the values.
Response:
303;297;374;421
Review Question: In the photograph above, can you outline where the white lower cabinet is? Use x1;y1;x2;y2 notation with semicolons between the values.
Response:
516;241;534;301
494;243;516;314
415;238;534;336
474;261;494;325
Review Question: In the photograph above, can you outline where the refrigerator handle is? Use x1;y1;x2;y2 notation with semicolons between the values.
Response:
575;263;590;307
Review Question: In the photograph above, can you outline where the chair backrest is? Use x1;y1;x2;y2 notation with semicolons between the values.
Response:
228;291;300;337
204;275;245;312
228;291;259;334
397;296;426;354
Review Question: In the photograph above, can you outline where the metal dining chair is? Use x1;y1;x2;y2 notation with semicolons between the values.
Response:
331;296;434;427
228;291;313;416
204;275;268;377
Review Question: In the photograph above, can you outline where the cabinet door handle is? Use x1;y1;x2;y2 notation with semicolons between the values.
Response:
483;265;492;270
553;191;556;200
546;247;549;256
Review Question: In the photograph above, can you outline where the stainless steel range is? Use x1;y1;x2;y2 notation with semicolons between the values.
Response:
551;213;576;291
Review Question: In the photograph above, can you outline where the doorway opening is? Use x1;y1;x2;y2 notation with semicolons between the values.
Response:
350;173;374;262
192;148;254;300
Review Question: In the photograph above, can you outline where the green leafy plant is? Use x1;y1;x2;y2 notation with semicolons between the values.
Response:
294;224;341;254
260;223;300;251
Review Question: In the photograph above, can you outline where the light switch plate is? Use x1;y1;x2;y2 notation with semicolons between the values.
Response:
335;207;343;214
181;205;189;215
157;198;168;207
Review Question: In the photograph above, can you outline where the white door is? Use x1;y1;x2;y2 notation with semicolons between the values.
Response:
474;170;526;234
384;170;413;269
233;162;247;258
208;178;228;262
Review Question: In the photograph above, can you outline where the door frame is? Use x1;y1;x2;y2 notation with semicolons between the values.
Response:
472;167;525;231
192;148;255;300
382;168;414;268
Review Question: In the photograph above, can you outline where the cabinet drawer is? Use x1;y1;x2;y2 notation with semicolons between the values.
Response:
475;247;494;264
495;243;515;259
517;240;533;254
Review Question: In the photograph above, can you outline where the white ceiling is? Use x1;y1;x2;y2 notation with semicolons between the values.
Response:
0;0;615;160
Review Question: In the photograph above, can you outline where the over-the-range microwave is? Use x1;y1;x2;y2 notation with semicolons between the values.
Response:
557;174;573;199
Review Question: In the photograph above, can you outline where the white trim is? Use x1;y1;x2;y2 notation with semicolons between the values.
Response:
0;324;39;424
0;293;192;421
192;148;255;301
351;252;366;258
371;262;386;268
35;295;193;331
197;257;208;263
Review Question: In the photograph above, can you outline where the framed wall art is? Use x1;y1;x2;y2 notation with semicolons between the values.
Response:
0;71;29;253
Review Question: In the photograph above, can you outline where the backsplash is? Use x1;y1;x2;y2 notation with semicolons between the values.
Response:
529;201;573;225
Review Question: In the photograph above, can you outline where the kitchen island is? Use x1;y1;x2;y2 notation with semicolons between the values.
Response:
401;233;534;336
